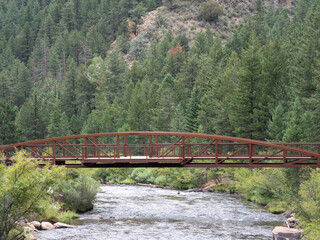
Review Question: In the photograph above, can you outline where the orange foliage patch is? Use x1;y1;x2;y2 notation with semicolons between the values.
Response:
168;43;183;54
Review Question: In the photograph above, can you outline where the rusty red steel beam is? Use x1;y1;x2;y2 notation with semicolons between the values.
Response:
1;132;319;155
181;140;215;165
1;132;320;168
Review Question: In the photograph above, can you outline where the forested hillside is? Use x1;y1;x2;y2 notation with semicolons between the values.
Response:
1;0;319;144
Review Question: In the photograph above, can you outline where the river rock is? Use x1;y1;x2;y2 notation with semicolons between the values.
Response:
41;222;55;230
54;222;74;228
282;210;291;219
27;222;38;232
286;217;299;228
24;226;32;233
30;221;41;230
185;188;198;192
273;226;303;240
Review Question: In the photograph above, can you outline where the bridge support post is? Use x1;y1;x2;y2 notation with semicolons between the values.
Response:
182;136;185;160
249;144;252;165
93;137;97;156
155;135;159;157
187;137;191;156
116;136;120;158
84;138;88;159
62;140;66;157
215;140;220;165
124;135;127;157
149;135;153;158
52;141;56;165
249;144;255;165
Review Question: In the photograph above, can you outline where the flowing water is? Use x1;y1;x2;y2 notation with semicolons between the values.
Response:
35;184;283;240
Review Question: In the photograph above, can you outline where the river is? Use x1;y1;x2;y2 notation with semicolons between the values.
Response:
35;184;284;240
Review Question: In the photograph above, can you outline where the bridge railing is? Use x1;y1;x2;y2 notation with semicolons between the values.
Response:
1;132;320;168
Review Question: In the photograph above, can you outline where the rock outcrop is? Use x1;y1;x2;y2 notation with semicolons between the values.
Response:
40;222;55;230
30;221;41;230
273;226;303;240
54;222;75;228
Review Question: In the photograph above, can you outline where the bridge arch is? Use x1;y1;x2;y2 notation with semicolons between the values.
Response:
1;132;319;168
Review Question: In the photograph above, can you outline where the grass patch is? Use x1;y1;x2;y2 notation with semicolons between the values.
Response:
58;211;79;224
38;199;79;223
267;201;287;214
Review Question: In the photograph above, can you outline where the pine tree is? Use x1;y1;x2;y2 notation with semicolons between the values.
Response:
16;22;33;63
152;74;176;131
60;112;72;136
229;32;266;140
170;103;185;132
261;40;289;111
16;93;47;140
0;59;31;107
0;98;19;144
294;5;320;102
282;97;315;142
127;81;149;131
86;26;106;56
184;86;201;133
61;57;77;118
61;0;76;32
267;103;286;142
47;98;64;138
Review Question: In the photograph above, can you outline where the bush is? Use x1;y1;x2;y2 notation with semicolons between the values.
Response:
58;211;79;224
92;168;108;183
234;168;287;205
54;175;100;213
38;198;79;224
130;168;155;184
129;34;149;61
294;169;320;239
0;152;63;238
199;0;223;22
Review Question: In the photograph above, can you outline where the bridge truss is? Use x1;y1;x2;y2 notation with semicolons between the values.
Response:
1;132;320;168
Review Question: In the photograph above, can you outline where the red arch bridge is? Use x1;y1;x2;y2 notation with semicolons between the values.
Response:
1;132;320;168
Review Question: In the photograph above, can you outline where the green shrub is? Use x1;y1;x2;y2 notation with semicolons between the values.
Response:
38;199;61;222
58;211;79;224
0;152;63;238
199;0;223;22
38;199;79;224
92;168;108;183
234;168;287;205
54;175;100;213
130;168;155;184
300;219;320;240
293;169;320;239
129;34;149;61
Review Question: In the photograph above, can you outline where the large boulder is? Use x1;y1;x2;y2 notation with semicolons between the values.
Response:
273;226;303;240
41;222;55;230
30;221;41;230
54;222;75;228
27;222;38;232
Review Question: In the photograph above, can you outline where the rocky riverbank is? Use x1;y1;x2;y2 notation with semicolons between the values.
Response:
24;221;74;240
186;181;304;240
